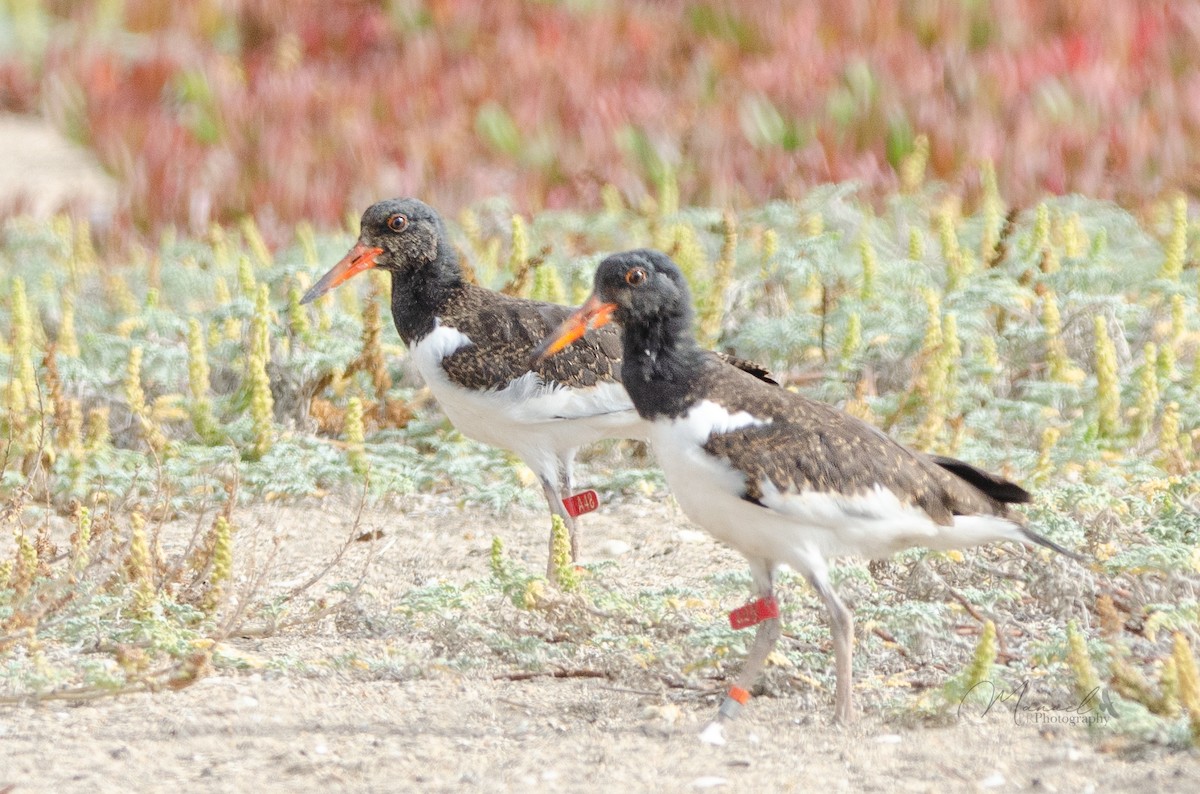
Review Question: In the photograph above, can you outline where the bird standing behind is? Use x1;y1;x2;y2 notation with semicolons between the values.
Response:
301;198;647;576
533;248;1077;743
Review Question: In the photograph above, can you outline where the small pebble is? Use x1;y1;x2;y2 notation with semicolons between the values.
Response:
690;776;728;789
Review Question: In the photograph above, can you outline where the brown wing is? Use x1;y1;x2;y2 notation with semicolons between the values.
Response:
439;285;623;391
698;364;1012;524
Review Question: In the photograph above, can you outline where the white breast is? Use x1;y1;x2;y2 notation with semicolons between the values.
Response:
408;322;647;464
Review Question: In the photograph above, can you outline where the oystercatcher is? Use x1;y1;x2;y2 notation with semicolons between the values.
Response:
300;198;648;574
533;249;1077;741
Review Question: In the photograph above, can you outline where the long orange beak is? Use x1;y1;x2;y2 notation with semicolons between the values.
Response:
530;294;617;365
300;242;384;304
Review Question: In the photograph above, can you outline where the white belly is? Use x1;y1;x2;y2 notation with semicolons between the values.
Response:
409;324;647;468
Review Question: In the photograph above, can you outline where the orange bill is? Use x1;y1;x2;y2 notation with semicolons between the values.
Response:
530;294;617;365
299;242;384;304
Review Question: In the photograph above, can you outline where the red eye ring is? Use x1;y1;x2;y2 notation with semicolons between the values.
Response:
387;214;409;232
625;267;648;286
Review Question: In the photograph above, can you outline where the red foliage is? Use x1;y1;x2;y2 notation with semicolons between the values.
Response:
5;0;1198;237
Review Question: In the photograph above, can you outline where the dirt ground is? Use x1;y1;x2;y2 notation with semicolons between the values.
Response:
1;496;1197;794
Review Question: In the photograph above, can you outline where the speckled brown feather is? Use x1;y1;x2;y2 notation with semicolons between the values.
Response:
435;284;625;391
694;359;1020;525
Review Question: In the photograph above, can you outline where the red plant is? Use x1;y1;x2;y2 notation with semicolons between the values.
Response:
4;0;1197;239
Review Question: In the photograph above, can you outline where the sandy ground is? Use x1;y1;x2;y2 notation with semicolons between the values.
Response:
1;497;1197;794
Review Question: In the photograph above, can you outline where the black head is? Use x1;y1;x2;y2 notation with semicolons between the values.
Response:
300;197;459;304
355;198;452;272
591;249;693;329
530;249;696;365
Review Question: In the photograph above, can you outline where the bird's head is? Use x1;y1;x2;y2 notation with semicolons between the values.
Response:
531;249;692;363
300;198;453;304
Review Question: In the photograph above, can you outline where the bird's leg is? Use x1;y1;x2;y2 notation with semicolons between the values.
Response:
807;568;855;725
558;456;581;561
700;561;779;745
538;474;576;581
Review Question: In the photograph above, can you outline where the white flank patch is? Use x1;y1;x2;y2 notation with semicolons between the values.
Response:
648;400;1027;573
408;322;646;473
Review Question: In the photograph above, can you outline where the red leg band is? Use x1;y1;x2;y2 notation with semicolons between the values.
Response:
728;595;780;630
563;490;599;518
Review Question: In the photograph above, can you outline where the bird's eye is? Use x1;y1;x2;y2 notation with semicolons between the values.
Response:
387;214;409;233
625;267;648;286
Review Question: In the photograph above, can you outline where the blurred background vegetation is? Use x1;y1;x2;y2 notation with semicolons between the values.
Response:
2;0;1198;241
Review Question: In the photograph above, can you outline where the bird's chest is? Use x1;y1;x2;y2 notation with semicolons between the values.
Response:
647;402;769;538
408;323;526;444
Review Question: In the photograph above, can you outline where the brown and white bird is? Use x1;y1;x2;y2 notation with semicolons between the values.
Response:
301;198;646;574
533;249;1076;743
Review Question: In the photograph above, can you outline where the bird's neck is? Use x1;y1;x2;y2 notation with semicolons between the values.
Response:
619;312;707;420
388;253;465;345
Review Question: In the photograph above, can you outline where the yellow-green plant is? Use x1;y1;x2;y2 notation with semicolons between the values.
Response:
858;232;877;301
187;319;220;443
1029;202;1050;259
1066;620;1101;702
979;159;1002;263
1094;315;1121;439
125;346;170;454
908;226;925;260
699;211;737;346
530;260;567;305
549;514;580;591
286;280;312;343
69;504;92;576
1064;212;1087;259
240;216;273;271
58;291;79;358
938;207;964;290
839;312;862;372
1172;633;1200;745
345;395;367;476
7;276;38;421
124;513;156;614
601;183;624;215
505;213;530;293
295;221;319;267
236;254;256;296
247;285;274;459
1133;343;1160;438
805;212;824;238
1034;426;1061;482
657;170;679;218
899;133;929;193
1159;402;1188;475
84;406;110;453
202;516;234;616
760;228;778;279
1042;291;1082;383
915;291;950;450
943;620;998;706
1159;193;1188;281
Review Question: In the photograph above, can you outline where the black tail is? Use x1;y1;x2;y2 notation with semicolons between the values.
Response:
931;454;1085;561
930;455;1032;504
